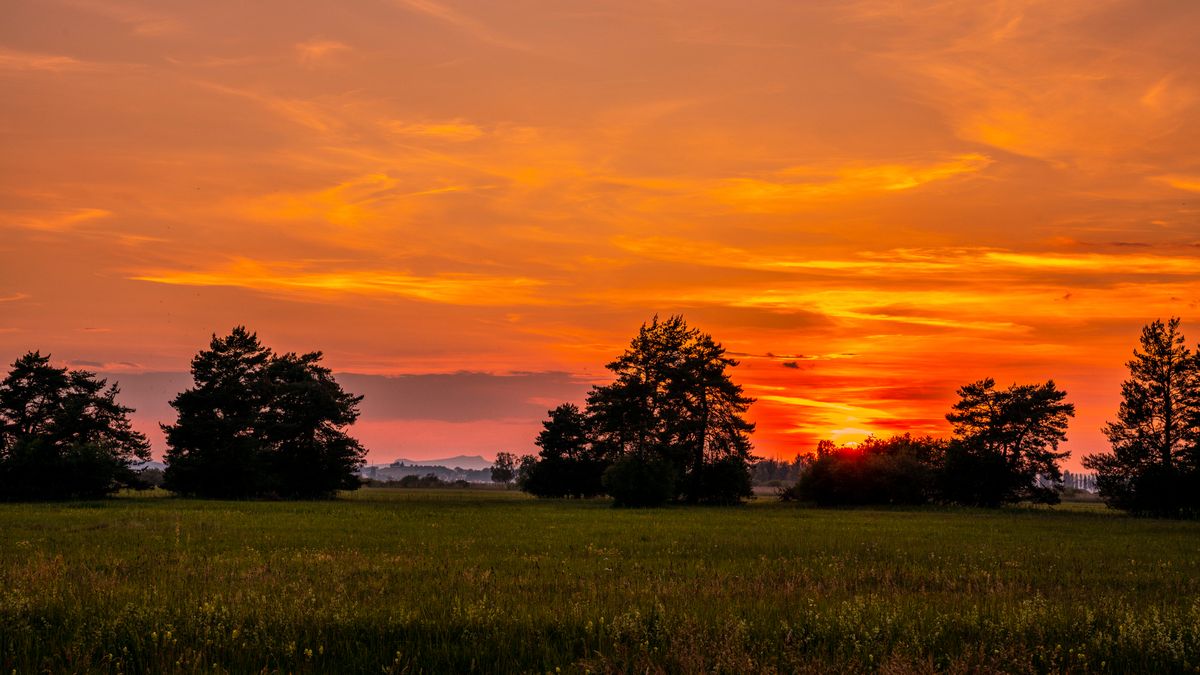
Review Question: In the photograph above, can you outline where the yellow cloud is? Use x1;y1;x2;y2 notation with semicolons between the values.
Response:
710;154;991;206
1157;175;1200;193
616;238;1200;280
983;251;1200;275
240;173;469;227
6;208;112;231
386;121;485;141
131;258;547;305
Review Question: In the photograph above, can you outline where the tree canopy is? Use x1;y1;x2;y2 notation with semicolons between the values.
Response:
1085;318;1200;516
163;327;366;498
490;451;517;485
521;403;606;498
522;316;756;506
0;352;149;500
941;378;1074;506
589;316;755;504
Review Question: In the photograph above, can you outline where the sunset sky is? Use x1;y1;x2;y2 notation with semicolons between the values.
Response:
3;0;1199;468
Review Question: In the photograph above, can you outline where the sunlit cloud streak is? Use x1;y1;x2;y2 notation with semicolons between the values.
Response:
132;259;548;306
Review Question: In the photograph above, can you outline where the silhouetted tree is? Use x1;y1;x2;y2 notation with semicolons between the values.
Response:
940;378;1074;506
491;451;517;485
259;350;366;498
514;453;538;491
587;316;755;504
163;327;366;498
1085;318;1200;517
0;352;150;500
522;403;607;498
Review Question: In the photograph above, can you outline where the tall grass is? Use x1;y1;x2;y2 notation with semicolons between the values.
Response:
2;489;1198;673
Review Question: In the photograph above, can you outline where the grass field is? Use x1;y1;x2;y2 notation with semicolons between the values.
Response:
2;489;1199;674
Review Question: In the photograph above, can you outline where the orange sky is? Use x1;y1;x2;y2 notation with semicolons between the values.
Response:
2;0;1199;468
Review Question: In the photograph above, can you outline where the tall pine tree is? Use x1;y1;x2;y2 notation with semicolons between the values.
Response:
1085;318;1200;516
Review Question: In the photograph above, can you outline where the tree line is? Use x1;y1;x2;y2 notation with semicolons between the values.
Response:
1;317;1198;517
0;327;365;500
509;316;1200;516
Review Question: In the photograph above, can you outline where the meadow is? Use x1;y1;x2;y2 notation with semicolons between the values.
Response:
1;489;1198;674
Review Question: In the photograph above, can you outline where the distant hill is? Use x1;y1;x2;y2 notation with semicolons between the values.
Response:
390;455;492;471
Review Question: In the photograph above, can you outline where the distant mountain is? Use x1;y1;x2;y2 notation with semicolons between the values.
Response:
390;455;493;471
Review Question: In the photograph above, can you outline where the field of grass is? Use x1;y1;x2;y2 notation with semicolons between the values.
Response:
2;489;1199;674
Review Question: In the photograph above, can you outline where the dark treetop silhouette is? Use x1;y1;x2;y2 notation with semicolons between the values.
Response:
522;315;756;506
0;352;150;500
1086;317;1200;517
163;327;366;499
941;378;1075;506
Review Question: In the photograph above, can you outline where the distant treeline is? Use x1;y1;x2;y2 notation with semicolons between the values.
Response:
361;463;493;483
749;456;805;486
362;473;475;489
1;317;1198;517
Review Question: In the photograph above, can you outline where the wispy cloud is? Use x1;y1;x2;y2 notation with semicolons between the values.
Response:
236;173;474;229
0;48;96;72
708;154;992;207
391;0;533;52
4;208;113;231
295;39;351;66
131;258;548;306
60;0;183;37
1157;174;1200;192
614;239;1200;279
385;120;485;141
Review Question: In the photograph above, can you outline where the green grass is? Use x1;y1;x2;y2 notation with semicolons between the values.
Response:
2;489;1199;673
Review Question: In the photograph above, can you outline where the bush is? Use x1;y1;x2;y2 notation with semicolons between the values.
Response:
522;456;608;499
690;456;753;505
1109;464;1200;518
602;455;676;507
936;443;1035;507
782;435;940;506
787;452;933;506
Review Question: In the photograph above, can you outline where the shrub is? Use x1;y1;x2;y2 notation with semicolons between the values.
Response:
602;455;676;507
783;435;940;506
690;456;752;505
